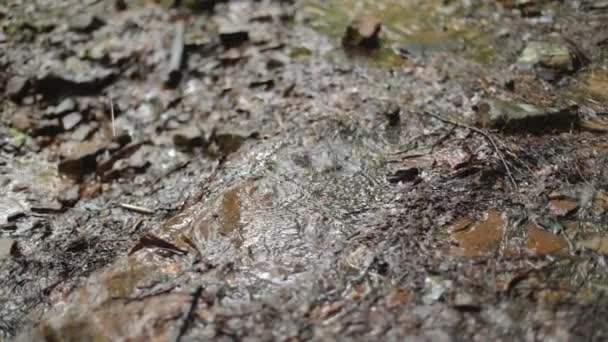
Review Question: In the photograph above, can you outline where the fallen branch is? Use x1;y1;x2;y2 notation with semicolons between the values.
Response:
420;111;518;192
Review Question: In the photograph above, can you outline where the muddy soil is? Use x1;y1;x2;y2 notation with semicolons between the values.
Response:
1;0;608;341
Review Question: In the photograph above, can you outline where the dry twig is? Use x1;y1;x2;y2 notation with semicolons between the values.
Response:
118;203;154;215
173;285;204;342
420;111;519;192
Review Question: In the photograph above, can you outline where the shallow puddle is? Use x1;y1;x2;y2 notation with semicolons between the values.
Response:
302;0;497;64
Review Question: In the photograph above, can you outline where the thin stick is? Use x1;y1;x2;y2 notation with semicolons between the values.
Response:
119;203;154;215
165;19;186;88
420;111;519;192
173;285;204;342
110;96;116;137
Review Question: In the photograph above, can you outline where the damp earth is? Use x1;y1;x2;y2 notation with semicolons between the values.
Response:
2;0;608;340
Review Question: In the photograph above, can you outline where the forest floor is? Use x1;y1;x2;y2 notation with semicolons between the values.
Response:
2;0;608;341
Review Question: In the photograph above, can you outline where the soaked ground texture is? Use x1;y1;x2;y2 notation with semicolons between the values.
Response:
2;0;608;340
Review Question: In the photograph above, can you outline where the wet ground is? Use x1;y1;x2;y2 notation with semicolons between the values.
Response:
2;0;608;340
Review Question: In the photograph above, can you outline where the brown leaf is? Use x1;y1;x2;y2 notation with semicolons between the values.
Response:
312;301;344;320
578;235;608;255
526;223;568;256
450;210;504;257
385;288;409;308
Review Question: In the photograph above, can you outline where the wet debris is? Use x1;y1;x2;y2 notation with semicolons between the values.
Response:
475;99;578;132
181;0;218;11
97;141;145;181
30;200;64;213
219;47;247;64
0;238;17;259
366;98;401;125
526;223;567;256
312;301;345;321
61;112;83;131
118;203;154;215
6;75;29;102
385;287;410;309
35;58;116;99
547;198;578;217
0;222;17;231
382;101;401;126
219;188;243;247
164;20;186;89
218;22;250;48
57;185;80;207
10;109;33;132
172;125;204;149
69;14;105;33
58;141;106;178
45;98;77;117
32;118;63;136
578;235;608;255
585;0;608;10
518;41;588;80
387;167;419;183
114;0;127;11
453;292;480;311
449;211;504;257
580;69;608;101
209;131;249;156
129;233;187;256
342;14;382;50
71;121;98;141
423;275;453;304
125;147;150;170
518;42;576;70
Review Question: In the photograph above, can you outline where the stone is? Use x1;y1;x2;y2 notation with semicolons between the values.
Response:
387;168;419;183
213;132;248;155
218;23;249;48
172;126;204;149
32;119;62;136
30;201;64;213
71;122;98;141
58;185;80;206
475;98;578;132
49;98;77;117
454;292;478;308
0;238;16;259
6;76;29;101
69;14;105;33
62;112;83;131
58;141;106;178
518;41;586;73
10;109;32;131
342;15;382;49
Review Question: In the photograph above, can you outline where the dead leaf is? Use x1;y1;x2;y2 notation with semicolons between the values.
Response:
450;210;504;257
578;235;608;255
385;288;409;308
547;199;578;217
526;223;568;256
312;301;344;320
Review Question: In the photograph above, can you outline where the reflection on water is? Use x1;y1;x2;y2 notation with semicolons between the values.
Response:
302;0;497;64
